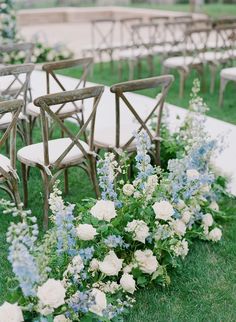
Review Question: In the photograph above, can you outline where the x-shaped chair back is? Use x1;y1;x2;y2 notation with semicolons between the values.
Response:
34;86;104;170
0;99;23;177
172;15;193;22
149;16;170;24
0;42;35;64
213;17;236;28
131;23;164;55
162;20;190;52
110;75;174;152
42;58;93;123
119;17;143;46
183;27;212;64
0;63;34;115
91;19;116;51
215;24;236;59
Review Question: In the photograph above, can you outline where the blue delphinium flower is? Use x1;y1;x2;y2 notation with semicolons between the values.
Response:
104;235;124;248
67;290;95;314
135;130;154;182
79;246;95;262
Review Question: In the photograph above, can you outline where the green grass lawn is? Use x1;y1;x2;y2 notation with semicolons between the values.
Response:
0;61;236;321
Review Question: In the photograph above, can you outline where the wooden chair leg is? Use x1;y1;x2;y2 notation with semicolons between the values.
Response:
128;59;135;80
41;170;50;230
11;178;22;210
210;64;217;94
21;163;28;208
179;70;186;99
64;168;69;195
219;77;228;108
89;156;100;198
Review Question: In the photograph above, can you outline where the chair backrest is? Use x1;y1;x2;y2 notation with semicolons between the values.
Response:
91;19;116;51
34;86;104;168
162;20;190;49
110;75;174;150
119;17;143;46
0;42;35;64
172;15;193;22
213;17;236;28
215;24;236;54
42;58;93;121
0;63;34;114
149;16;170;24
0;99;23;176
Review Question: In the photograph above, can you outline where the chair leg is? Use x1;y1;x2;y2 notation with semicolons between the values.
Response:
11;178;22;210
89;156;100;198
41;170;50;230
219;77;228;108
209;64;217;94
21;163;28;208
179;70;186;99
128;59;135;80
64;169;69;195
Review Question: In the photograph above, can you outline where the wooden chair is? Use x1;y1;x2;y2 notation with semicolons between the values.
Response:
163;27;209;98
27;57;93;142
94;75;174;166
17;86;104;229
119;17;143;46
0;63;34;144
0;99;23;207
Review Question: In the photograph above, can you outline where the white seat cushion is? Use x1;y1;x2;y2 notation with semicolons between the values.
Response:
163;56;201;69
0;112;27;130
199;51;232;62
17;138;89;167
220;67;236;81
0;154;11;173
26;102;82;118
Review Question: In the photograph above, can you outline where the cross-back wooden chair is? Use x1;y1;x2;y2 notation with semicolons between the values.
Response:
94;75;174;166
17;86;104;229
163;27;209;98
119;17;143;46
0;99;23;207
27;57;93;142
119;23;161;80
172;15;193;22
197;25;235;93
0;63;34;144
149;16;170;24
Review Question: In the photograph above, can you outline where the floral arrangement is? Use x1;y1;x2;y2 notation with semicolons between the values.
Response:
0;0;73;64
0;80;228;322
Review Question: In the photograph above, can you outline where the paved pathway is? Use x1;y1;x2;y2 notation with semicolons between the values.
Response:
30;71;236;195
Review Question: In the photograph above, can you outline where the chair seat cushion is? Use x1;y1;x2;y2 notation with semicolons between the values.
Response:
163;56;201;68
199;51;232;62
17;138;89;167
220;67;236;81
26;102;82;118
0;154;11;173
0;112;26;130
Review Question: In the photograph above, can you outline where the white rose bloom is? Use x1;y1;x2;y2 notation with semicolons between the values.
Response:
37;279;66;309
202;213;213;227
171;239;189;258
90;200;117;222
54;315;71;322
120;273;136;294
89;258;100;271
134;249;158;274
133;191;141;199
209;201;219;212
125;220;149;243
123;263;134;274
182;210;191;224
0;302;24;322
208;227;222;242
186;169;200;180
76;223;97;240
89;288;107;317
152;200;174;221
173;219;186;236
123;184;135;196
99;251;123;276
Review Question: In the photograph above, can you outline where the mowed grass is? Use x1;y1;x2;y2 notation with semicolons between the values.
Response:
0;60;235;322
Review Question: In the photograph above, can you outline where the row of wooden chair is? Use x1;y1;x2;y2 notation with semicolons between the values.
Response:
0;60;173;229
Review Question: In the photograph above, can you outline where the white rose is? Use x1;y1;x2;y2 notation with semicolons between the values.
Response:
54;315;71;322
133;191;141;199
208;227;222;242
202;213;213;227
209;201;219;212
171;239;189;258
0;302;24;322
37;279;66;309
76;224;97;241
99;251;123;276
123;263;134;274
182;210;191;224
90;200;117;222
89;289;107;317
123;184;135;196
173;220;186;236
125;220;149;243
134;249;158;274
176;199;186;211
120;273;136;294
152;200;174;221
89;259;100;271
186;169;200;180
